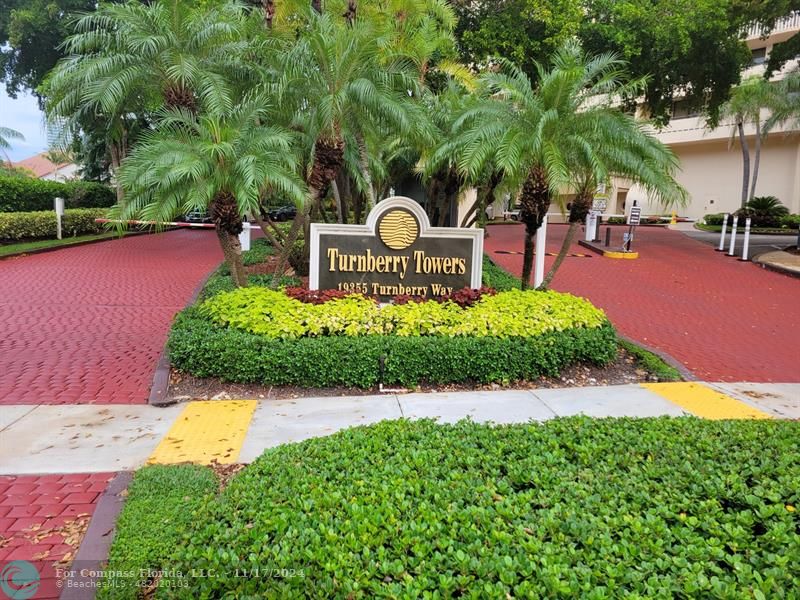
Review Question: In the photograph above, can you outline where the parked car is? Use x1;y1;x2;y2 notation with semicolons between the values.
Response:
267;205;297;222
178;209;213;223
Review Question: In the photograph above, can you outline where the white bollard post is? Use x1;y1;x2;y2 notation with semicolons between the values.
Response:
54;197;64;240
584;212;596;242
534;215;547;288
728;215;739;256
239;221;251;252
740;217;752;261
717;213;729;251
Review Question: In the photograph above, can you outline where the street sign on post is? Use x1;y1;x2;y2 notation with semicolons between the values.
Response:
54;197;65;240
627;207;641;226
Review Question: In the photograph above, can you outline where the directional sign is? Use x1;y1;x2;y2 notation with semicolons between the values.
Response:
627;207;642;226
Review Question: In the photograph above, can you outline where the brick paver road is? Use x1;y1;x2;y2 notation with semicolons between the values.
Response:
0;472;114;599
0;231;222;405
485;223;800;382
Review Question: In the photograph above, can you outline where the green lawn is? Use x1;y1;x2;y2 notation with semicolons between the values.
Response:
101;418;800;599
694;223;796;235
0;231;126;257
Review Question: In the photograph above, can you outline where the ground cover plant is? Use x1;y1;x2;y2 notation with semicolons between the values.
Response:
169;281;617;386
107;418;800;598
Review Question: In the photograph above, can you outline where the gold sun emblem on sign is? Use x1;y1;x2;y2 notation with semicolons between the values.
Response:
379;210;419;250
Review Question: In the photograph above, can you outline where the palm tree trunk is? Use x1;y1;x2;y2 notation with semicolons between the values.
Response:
210;192;247;288
252;212;285;251
356;133;376;209
521;231;534;290
538;221;578;290
271;203;310;286
216;227;248;288
738;121;750;208
331;179;344;224
262;0;275;28
343;0;356;24
311;0;321;14
539;185;593;290
518;166;550;290
749;122;762;201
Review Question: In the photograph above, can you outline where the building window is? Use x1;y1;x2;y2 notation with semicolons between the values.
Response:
670;99;701;120
751;47;767;66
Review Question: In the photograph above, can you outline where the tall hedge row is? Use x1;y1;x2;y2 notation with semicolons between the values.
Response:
0;209;108;240
0;176;116;212
167;307;618;387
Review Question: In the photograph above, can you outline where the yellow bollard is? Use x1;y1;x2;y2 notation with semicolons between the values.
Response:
670;211;677;225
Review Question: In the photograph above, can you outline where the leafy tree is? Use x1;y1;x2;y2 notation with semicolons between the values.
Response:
116;98;305;287
0;0;96;100
451;0;582;78
579;0;752;125
43;0;257;195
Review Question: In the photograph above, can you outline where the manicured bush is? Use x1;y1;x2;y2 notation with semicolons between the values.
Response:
135;418;800;598
168;306;616;387
780;214;800;229
199;288;609;339
98;465;218;600
0;208;107;240
0;175;115;212
703;213;725;226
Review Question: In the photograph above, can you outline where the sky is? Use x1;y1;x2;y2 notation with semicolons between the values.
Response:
1;90;49;162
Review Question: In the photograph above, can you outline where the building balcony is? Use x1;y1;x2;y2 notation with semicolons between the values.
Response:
746;12;800;42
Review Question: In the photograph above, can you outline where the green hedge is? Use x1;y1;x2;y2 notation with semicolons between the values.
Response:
704;212;800;229
127;418;800;598
98;465;218;600
0;175;115;212
168;306;617;387
0;208;107;241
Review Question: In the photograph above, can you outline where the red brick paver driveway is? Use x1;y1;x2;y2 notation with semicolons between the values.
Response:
485;223;800;382
0;472;113;599
0;231;222;405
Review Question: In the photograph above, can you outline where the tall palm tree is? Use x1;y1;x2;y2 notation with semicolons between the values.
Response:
539;110;685;289
721;76;785;207
270;13;422;278
115;95;306;287
434;42;682;288
0;126;24;164
44;0;256;189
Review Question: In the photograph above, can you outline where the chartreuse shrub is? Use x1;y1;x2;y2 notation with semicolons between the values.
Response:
0;208;107;240
98;464;217;600
199;288;608;339
169;288;615;386
119;418;800;598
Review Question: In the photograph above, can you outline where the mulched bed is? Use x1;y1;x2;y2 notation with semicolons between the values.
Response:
165;346;655;403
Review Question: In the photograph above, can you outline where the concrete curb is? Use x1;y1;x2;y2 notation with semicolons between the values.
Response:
60;471;133;600
148;265;219;407
618;334;698;382
751;253;800;280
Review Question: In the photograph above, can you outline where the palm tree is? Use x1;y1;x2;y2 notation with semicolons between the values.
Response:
0;126;24;164
539;110;685;288
115;96;306;287
44;0;256;190
270;13;422;278
435;42;660;288
722;76;787;207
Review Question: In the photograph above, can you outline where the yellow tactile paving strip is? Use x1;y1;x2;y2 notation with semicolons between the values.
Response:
148;400;257;465
642;383;773;420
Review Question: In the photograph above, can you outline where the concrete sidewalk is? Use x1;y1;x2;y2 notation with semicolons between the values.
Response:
1;382;798;475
